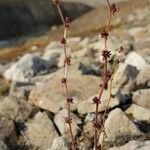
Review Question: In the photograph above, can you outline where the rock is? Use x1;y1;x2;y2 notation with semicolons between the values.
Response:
77;89;119;115
132;89;150;109
79;58;101;76
25;112;58;150
0;140;8;150
29;75;100;113
128;27;148;42
9;81;35;100
125;52;147;70
0;64;5;75
42;49;62;69
125;104;150;122
0;96;31;122
49;137;68;150
45;41;62;50
0;115;17;144
102;108;142;142
136;66;150;88
110;63;139;93
43;51;61;69
67;37;81;46
3;53;48;82
109;140;150;150
54;109;81;138
79;37;90;47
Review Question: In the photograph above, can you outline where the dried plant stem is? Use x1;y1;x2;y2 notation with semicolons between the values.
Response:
53;1;77;149
94;0;117;149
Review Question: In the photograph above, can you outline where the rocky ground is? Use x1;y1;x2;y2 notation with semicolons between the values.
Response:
0;0;150;150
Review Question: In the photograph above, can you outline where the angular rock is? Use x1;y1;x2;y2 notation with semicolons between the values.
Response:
77;90;119;115
50;137;68;150
103;108;142;142
9;81;35;100
0;96;31;121
42;49;62;69
3;53;47;82
132;89;150;109
110;63;139;93
54;109;81;138
0;140;8;150
125;104;150;122
136;66;150;88
0;115;17;143
79;58;101;76
29;75;100;113
125;52;147;70
25;112;58;150
109;140;150;150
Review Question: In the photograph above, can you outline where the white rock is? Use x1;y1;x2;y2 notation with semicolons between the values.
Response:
0;96;31;121
136;66;150;88
132;89;150;109
0;140;8;150
125;52;147;70
54;109;81;137
49;137;68;150
103;108;142;142
125;104;150;122
43;49;61;68
45;41;62;50
29;75;100;113
3;54;47;82
25;112;58;150
109;140;150;150
77;89;119;115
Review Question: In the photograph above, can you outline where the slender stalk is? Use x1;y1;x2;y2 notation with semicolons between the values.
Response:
93;0;118;149
53;1;77;149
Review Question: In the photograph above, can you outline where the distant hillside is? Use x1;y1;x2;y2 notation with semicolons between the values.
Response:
0;0;91;40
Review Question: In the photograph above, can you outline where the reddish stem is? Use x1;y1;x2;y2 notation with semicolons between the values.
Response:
53;1;77;149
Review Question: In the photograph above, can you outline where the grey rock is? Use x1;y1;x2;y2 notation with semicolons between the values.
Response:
25;112;58;150
0;96;31;121
125;52;147;70
132;89;150;109
9;81;35;100
29;74;100;113
50;137;68;150
101;108;142;142
0;140;8;150
42;49;61;69
136;66;150;88
54;109;81;138
3;53;47;82
0;115;17;144
125;104;150;122
109;140;150;150
77;89;119;115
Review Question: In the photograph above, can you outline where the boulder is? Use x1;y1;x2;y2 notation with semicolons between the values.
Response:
0;96;31;122
109;140;150;150
0;115;17;144
0;140;8;150
102;108;142;142
77;90;119;115
29;74;100;113
136;66;150;88
50;137;68;150
25;112;58;150
54;109;81;138
125;104;150;122
132;89;150;109
125;52;147;70
3;53;48;82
